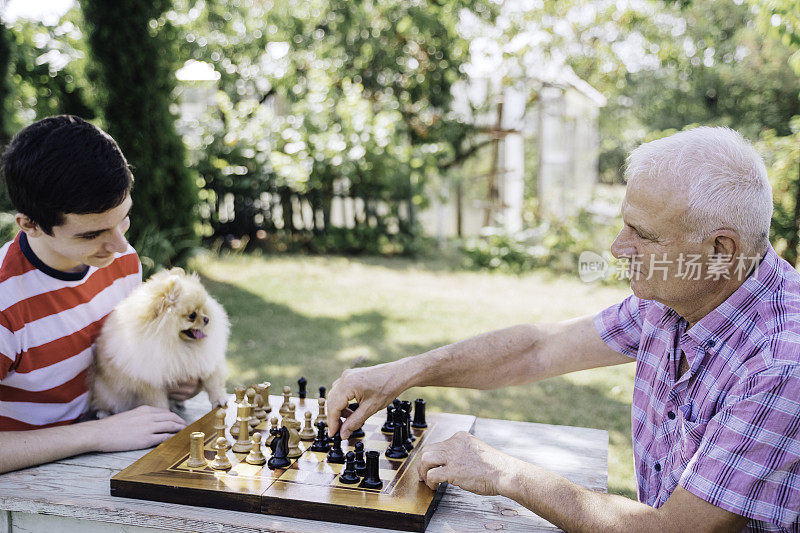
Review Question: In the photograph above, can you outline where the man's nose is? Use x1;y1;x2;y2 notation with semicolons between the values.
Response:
611;229;634;259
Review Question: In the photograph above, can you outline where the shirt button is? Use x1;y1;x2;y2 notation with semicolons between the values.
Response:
708;339;716;347
667;411;676;420
654;462;661;472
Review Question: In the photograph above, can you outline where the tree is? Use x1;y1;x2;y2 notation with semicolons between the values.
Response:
80;0;198;273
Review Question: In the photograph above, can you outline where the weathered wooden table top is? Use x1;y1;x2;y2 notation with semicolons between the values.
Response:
0;395;608;533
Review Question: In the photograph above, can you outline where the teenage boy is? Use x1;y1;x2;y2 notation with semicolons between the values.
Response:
0;115;195;474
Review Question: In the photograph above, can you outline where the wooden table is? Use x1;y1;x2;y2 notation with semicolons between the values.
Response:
0;395;608;533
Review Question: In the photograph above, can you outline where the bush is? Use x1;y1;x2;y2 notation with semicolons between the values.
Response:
460;208;622;278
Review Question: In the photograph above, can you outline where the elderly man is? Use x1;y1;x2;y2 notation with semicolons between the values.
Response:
326;127;799;532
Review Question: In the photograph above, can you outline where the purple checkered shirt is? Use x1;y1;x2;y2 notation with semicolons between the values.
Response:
595;245;800;532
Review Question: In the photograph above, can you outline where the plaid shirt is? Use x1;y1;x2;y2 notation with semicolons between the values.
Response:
595;245;800;532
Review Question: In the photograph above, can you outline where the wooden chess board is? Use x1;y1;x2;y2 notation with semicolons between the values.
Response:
111;394;476;532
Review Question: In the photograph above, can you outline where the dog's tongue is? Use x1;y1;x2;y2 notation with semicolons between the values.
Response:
190;329;207;340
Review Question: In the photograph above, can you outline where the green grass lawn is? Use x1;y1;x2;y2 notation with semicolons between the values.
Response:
192;251;637;499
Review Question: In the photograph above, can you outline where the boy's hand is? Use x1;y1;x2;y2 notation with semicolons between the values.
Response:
90;405;187;452
167;378;203;401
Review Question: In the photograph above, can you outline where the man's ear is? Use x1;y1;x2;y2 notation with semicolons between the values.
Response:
15;214;43;238
711;229;740;265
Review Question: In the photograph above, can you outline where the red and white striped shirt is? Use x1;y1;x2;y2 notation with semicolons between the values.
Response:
0;232;141;430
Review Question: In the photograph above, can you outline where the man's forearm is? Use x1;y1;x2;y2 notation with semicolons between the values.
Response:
400;324;544;391
0;422;99;474
502;458;666;533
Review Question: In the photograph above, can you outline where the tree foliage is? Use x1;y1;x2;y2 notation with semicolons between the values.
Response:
171;0;494;253
80;0;198;273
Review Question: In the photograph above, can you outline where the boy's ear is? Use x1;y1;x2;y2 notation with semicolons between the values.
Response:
15;214;43;237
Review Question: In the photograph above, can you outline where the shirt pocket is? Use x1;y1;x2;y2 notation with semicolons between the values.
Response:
679;416;709;461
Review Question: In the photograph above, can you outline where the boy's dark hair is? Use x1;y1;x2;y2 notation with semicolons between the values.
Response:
1;115;133;235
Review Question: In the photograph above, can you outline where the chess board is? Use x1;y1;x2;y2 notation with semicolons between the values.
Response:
111;394;476;532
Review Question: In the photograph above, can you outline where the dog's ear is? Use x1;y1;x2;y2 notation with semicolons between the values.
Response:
150;275;183;317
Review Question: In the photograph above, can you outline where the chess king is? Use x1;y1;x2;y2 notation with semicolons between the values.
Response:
327;128;800;532
0;116;196;474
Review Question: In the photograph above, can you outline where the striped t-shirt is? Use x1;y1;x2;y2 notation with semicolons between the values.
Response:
0;232;141;430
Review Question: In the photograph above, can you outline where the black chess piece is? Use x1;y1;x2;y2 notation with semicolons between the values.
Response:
381;405;395;434
339;451;360;484
412;398;427;428
298;377;308;399
267;427;291;469
354;441;366;476
385;410;409;460
347;402;366;439
309;421;330;452
327;431;346;463
359;451;383;489
319;386;326;399
394;409;414;452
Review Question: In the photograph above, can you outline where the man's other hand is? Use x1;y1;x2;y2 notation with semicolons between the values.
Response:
417;431;516;496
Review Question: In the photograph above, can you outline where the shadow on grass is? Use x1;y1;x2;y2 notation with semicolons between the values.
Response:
202;275;636;501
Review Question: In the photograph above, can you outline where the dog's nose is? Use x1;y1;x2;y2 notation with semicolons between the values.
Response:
203;316;209;325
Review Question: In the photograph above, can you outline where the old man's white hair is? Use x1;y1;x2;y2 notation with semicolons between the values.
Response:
625;126;772;257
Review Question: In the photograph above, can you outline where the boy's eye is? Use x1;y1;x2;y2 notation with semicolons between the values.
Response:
188;312;197;321
81;233;101;240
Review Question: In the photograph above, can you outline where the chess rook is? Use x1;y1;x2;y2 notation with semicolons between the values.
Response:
187;432;207;469
257;382;272;414
412;398;427;428
359;450;383;489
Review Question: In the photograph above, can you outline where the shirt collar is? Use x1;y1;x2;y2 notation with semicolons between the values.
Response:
19;232;90;282
673;245;781;362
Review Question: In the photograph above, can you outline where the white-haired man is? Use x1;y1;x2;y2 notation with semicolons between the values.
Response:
326;127;799;532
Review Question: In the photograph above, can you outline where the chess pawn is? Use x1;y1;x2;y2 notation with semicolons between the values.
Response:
298;376;307;400
285;404;301;430
315;397;327;427
285;423;303;458
353;441;366;476
231;393;253;437
265;417;279;446
319;386;326;399
245;432;267;465
299;411;316;440
339;451;360;484
279;385;292;416
256;382;271;416
214;408;230;451
187;432;207;468
210;438;232;470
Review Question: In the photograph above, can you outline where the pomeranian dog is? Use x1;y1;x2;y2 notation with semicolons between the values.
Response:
91;267;229;417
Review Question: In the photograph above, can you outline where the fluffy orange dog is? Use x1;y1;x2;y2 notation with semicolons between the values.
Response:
90;267;229;417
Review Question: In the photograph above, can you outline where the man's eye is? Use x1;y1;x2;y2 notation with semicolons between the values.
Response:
81;234;101;240
189;312;197;321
